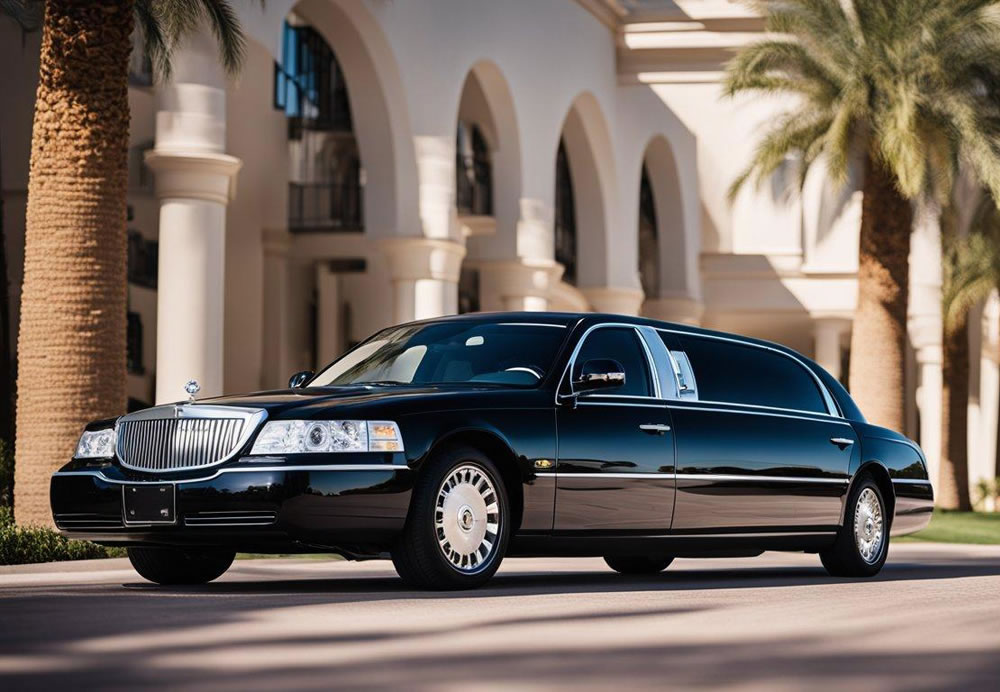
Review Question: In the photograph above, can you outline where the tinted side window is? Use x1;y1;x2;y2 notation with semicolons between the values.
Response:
677;335;827;413
574;328;652;397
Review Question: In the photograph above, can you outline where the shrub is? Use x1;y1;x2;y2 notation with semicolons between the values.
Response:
0;438;12;508
0;505;125;565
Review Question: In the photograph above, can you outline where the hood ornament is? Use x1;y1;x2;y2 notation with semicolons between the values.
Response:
184;380;201;402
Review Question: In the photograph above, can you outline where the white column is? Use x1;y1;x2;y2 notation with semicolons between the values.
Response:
476;259;563;312
581;287;645;316
813;317;852;381
261;229;291;389
380;237;466;323
909;203;943;488
146;30;241;403
316;264;342;365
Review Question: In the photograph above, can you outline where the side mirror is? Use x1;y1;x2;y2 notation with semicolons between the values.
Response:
288;370;314;389
572;359;626;394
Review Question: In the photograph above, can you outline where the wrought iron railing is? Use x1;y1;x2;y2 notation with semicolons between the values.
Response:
288;182;363;232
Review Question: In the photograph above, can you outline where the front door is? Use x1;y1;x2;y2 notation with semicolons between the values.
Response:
554;326;676;532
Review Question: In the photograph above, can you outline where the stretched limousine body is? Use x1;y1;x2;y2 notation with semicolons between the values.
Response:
52;313;933;589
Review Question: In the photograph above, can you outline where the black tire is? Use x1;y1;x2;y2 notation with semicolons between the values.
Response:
604;554;674;575
127;546;235;585
392;445;510;590
820;474;889;578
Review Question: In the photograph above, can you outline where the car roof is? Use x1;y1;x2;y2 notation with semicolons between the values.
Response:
413;311;793;355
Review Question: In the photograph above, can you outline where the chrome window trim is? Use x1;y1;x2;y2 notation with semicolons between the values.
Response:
53;464;410;485
577;401;667;409
636;328;662;399
555;322;662;405
496;322;567;328
667;402;854;428
655;327;840;418
638;326;678;399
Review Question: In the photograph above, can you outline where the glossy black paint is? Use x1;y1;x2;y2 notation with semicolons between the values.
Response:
51;312;934;561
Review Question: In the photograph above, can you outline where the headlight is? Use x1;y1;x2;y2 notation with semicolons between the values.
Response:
75;429;117;459
250;420;404;455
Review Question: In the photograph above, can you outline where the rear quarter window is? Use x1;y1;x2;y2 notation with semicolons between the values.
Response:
677;335;828;414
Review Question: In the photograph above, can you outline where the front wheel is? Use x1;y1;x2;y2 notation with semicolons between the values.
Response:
604;555;674;575
392;446;510;590
127;547;235;585
820;474;889;577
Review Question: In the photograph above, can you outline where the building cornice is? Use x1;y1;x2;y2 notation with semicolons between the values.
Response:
574;0;627;31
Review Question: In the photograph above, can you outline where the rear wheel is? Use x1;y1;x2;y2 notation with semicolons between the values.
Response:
820;474;889;577
604;554;674;575
392;446;510;590
127;547;235;585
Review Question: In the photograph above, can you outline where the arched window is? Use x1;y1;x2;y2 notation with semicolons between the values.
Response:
274;21;352;134
277;19;363;232
554;139;577;285
638;165;660;298
456;122;492;216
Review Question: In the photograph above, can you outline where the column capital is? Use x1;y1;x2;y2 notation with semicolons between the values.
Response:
642;296;705;326
473;258;564;312
144;150;242;205
581;286;645;317
379;237;466;283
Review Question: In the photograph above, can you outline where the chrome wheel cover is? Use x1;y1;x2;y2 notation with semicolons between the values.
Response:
435;464;501;574
854;487;885;564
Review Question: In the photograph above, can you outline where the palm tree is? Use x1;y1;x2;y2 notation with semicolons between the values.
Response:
725;0;1000;433
940;195;1000;509
3;0;247;525
940;230;985;510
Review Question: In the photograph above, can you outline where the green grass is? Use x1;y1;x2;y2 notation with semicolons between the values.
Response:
900;510;1000;545
0;505;125;565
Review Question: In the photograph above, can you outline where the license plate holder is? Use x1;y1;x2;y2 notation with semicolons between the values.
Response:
122;484;176;525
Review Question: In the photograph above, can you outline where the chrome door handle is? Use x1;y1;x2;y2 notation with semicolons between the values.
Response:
830;437;854;447
639;424;671;434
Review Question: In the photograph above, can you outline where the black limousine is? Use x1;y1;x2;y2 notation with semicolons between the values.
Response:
52;313;933;589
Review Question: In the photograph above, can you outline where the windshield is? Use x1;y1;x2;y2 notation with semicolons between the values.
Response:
308;321;569;388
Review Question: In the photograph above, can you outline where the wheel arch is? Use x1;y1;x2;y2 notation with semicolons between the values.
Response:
424;427;526;534
842;460;896;528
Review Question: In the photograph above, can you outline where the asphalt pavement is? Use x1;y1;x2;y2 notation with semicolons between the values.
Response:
1;543;999;691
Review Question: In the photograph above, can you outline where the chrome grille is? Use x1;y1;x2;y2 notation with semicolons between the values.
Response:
115;405;265;472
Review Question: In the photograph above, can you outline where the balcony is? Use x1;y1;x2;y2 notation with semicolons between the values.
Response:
288;182;363;233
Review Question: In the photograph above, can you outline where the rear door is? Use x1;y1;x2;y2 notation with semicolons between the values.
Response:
553;325;676;532
659;331;856;532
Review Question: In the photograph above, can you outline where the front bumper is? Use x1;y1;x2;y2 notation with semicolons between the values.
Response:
50;456;413;553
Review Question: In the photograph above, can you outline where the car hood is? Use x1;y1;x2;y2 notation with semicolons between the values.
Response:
175;384;546;419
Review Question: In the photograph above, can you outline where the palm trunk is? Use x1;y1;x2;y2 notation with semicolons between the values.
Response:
848;151;913;433
940;315;972;510
0;135;13;448
13;1;132;525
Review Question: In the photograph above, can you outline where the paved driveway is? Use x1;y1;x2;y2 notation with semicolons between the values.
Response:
1;543;999;691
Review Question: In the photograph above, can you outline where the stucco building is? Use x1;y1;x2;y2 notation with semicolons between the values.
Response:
1;0;997;499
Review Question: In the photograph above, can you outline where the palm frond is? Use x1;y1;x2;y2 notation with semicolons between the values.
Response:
0;0;43;32
727;110;833;200
728;0;1000;208
196;0;247;75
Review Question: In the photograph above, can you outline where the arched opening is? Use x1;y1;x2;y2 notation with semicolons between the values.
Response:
277;18;364;232
554;139;577;285
638;164;659;298
456;121;492;216
638;135;687;317
552;93;615;300
452;62;522;314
